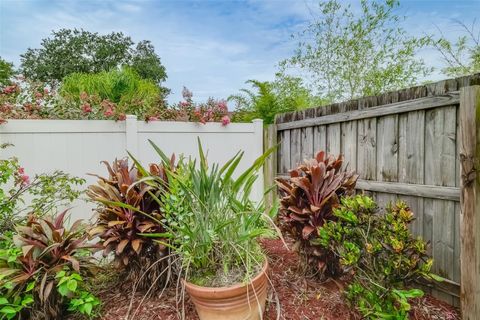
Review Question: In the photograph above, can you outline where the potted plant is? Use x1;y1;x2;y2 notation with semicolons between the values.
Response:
145;139;276;320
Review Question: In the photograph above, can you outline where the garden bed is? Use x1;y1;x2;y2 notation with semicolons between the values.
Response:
94;238;460;320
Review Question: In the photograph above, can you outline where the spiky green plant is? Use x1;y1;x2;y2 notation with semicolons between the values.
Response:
144;138;277;287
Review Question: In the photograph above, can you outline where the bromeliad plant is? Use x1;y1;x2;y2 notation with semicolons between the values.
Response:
87;157;175;293
276;151;358;278
0;211;99;320
317;195;440;319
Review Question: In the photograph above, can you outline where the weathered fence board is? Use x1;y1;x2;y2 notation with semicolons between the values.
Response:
459;85;480;319
274;74;480;307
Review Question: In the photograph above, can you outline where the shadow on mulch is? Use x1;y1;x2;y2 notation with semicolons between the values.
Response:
91;238;460;320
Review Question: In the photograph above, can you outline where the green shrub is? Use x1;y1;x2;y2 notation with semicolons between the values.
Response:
60;67;162;116
316;195;440;319
0;146;85;233
0;212;100;319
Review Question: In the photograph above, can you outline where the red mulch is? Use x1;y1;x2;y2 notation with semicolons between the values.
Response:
94;239;460;320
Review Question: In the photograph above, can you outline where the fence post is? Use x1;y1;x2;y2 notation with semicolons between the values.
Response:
459;85;480;320
263;124;277;212
125;114;138;157
252;119;264;203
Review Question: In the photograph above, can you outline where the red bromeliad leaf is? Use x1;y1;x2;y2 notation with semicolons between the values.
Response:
116;239;129;254
302;225;315;239
276;150;358;278
131;239;142;254
62;255;80;272
87;158;174;268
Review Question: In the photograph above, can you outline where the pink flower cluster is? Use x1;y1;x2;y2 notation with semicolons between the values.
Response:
79;92;125;120
2;85;19;95
17;167;30;186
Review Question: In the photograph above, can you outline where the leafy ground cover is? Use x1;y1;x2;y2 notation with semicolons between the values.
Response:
88;238;460;320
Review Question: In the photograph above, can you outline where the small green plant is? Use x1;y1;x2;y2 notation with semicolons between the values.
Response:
56;271;100;317
0;146;85;233
317;195;440;319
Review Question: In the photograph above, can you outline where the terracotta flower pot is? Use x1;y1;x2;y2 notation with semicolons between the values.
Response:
184;260;269;320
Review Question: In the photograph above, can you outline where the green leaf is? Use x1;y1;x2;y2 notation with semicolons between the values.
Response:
82;302;93;315
67;279;77;292
26;282;35;292
21;295;34;306
0;298;8;305
148;139;171;165
0;306;17;315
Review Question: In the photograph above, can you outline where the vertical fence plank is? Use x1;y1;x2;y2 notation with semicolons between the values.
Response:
426;106;457;302
278;130;291;174
398;111;425;239
460;85;480;319
264;124;277;211
301;127;314;161
357;118;377;180
290;129;302;168
326;123;341;155
341;121;357;171
314;125;327;154
376;115;399;209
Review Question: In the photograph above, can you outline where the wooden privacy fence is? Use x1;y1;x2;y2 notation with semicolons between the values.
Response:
264;74;480;317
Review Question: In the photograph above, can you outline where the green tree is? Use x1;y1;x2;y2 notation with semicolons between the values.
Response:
131;40;167;85
20;29;167;86
432;21;480;77
229;74;325;124
0;57;14;86
282;0;432;102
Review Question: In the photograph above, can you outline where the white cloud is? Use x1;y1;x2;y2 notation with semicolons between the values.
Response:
1;0;478;104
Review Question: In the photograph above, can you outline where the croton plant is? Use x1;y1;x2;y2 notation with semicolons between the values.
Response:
276;151;358;278
87;157;174;293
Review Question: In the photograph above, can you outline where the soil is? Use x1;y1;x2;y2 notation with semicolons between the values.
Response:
95;238;460;320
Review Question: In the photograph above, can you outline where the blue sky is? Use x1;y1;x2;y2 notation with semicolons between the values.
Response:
0;0;479;103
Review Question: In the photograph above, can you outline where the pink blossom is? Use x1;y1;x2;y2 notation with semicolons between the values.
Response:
221;115;231;126
82;103;92;113
44;88;49;94
217;100;228;112
104;108;114;117
35;92;43;99
148;116;159;121
180;101;189;107
80;91;88;100
118;113;126;121
21;174;30;186
2;85;17;95
18;167;25;174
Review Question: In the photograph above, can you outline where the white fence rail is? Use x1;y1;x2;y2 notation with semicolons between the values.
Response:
0;116;264;220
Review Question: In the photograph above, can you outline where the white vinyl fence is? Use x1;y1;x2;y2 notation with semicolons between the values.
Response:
0;116;264;221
